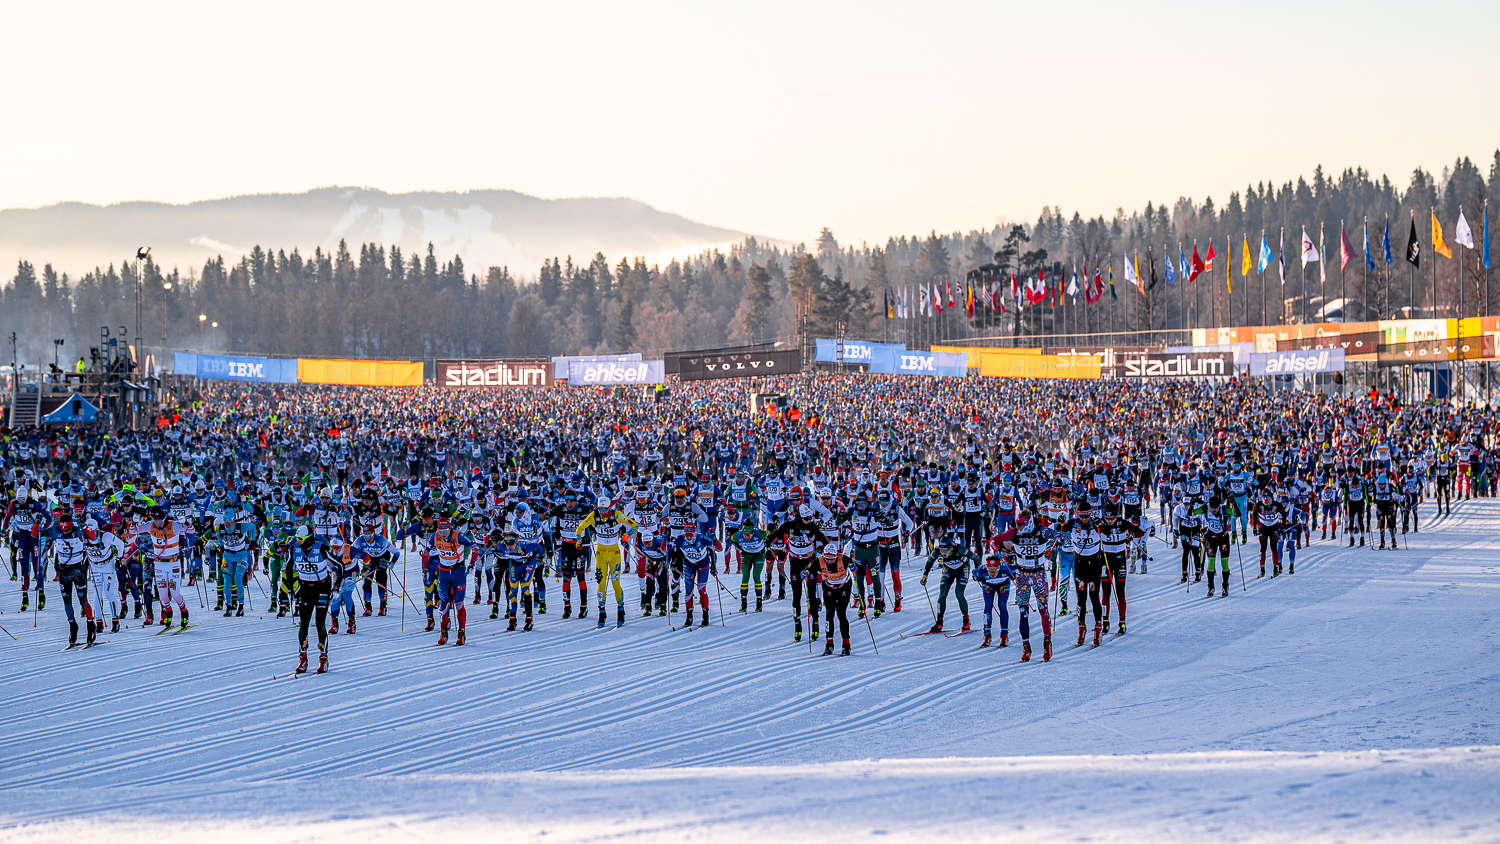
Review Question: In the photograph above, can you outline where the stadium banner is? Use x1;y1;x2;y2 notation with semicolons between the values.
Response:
677;349;801;380
193;353;299;383
566;359;665;385
1249;348;1346;376
813;338;904;364
869;348;968;377
297;358;422;386
1167;343;1255;365
979;350;1100;380
437;359;553;387
1117;352;1233;378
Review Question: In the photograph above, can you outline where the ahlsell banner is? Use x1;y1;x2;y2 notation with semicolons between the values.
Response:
1249;348;1346;376
1117;352;1233;378
436;359;553;387
565;359;665;385
676;349;801;381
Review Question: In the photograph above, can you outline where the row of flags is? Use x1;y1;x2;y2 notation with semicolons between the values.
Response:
883;204;1493;318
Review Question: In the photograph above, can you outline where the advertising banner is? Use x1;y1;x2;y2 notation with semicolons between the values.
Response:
980;351;1100;379
869;348;968;377
677;349;801;380
814;339;904;364
1249;348;1346;376
1117;352;1233;378
194;354;299;383
566;359;665;385
297;358;422;386
437;360;553;387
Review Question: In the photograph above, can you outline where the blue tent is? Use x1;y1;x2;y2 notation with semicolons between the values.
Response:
42;393;99;424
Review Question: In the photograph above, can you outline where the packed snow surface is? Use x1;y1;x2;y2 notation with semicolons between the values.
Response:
2;500;1498;842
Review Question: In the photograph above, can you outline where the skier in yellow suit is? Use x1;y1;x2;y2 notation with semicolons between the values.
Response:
577;495;638;628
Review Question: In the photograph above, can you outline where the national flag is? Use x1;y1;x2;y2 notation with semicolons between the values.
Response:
1278;227;1286;285
1485;202;1491;270
1189;243;1205;282
1092;261;1103;303
1148;249;1158;291
1456;207;1475;249
1405;216;1421;267
1432;210;1452;258
1108;263;1116;300
1163;245;1176;285
1382;216;1393;266
934;283;943;314
1010;272;1020;300
947;279;955;307
1204;242;1216;272
1124;252;1141;294
1241;234;1252;276
966;283;974;317
1257;232;1274;274
918;283;928;315
1364;219;1375;271
1068;264;1079;298
1301;226;1320;266
1340;222;1355;272
885;288;895;319
897;286;908;318
1179;245;1189;283
1319;224;1327;285
1226;237;1233;294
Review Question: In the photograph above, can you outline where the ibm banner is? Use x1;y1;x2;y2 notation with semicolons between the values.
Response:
194;354;299;383
566;359;665;385
1117;352;1233;378
813;338;905;364
1249;348;1346;376
869;348;968;377
437;359;553;387
677;349;801;381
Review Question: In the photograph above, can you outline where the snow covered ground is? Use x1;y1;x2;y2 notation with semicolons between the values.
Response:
2;501;1498;842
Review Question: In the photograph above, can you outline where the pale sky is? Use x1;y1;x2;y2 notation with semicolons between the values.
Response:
3;1;1497;247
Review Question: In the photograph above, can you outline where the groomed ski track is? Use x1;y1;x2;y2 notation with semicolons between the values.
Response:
2;500;1498;842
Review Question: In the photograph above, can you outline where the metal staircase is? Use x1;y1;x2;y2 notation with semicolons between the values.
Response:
9;391;40;427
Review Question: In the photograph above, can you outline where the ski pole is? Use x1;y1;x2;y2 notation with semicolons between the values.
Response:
713;569;726;627
0;620;15;640
1235;536;1246;592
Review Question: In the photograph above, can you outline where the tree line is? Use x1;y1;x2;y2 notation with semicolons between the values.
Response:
3;153;1497;368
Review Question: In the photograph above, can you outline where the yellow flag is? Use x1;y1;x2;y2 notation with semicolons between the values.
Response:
1241;234;1251;276
1226;236;1234;293
1432;210;1453;258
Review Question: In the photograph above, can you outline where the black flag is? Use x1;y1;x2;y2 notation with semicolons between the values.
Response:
1148;247;1159;291
1405;217;1421;268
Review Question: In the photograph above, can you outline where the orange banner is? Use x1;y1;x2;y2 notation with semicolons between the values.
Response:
297;358;423;387
979;350;1100;379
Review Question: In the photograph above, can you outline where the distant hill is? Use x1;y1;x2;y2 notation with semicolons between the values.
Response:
0;187;753;277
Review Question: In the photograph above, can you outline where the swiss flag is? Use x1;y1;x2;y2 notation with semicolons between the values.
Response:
1188;244;1205;282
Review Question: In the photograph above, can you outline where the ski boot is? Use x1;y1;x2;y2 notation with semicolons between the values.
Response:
1076;622;1086;646
145;608;155;626
928;613;943;634
699;610;709;628
277;605;288;619
438;623;450;645
960;615;972;633
1378;536;1386;549
1093;623;1102;647
841;639;851;656
755;596;763;613
490;603;500;620
1021;640;1032;662
68;620;79;648
1207;579;1217;598
597;609;607;628
562;601;572;619
378;600;387;617
346;618;355;634
1140;560;1147;574
999;632;1008;647
19;593;28;613
110;616;120;634
778;577;787;601
236;603;245;617
537;598;547;615
1042;635;1052;661
1258;565;1266;578
671;597;679;614
134;603;142;619
739;596;748;614
1059;600;1069;616
506;614;517;631
794;618;803;642
1193;567;1203;583
161;608;173;627
362;605;372;617
1180;570;1188;584
893;596;902;613
425;617;435;632
180;609;189;628
1359;535;1365;546
579;591;589;618
523;614;534;632
811;618;820;640
214;598;224;612
455;628;465;646
981;633;991;647
295;651;309;675
617;607;625;627
316;652;328;674
1118;620;1126;635
1272;564;1281;577
223;605;234;618
328;616;339;635
823;638;835;655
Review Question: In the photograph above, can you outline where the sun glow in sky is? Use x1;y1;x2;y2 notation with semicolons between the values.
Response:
3;0;1497;245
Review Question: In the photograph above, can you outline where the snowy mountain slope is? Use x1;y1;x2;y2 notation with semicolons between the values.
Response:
0;499;1497;842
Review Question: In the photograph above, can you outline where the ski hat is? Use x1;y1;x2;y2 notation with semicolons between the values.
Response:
295;525;312;541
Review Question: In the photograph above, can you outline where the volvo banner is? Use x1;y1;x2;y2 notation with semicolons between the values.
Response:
437;359;553;387
1249;348;1346;376
676;349;801;381
566;359;665;385
193;354;299;383
869;348;968;377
